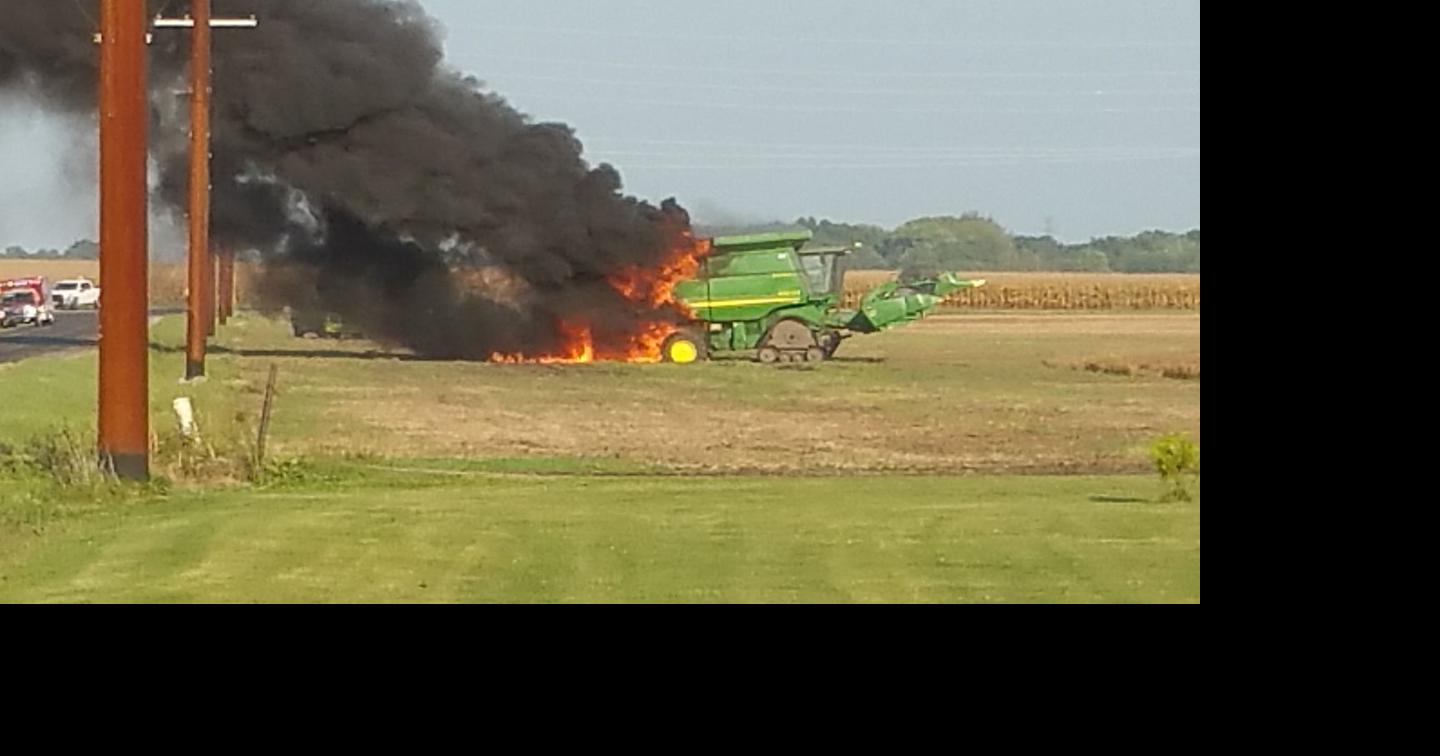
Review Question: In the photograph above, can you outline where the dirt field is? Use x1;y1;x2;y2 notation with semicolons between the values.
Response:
184;311;1200;475
0;309;1198;475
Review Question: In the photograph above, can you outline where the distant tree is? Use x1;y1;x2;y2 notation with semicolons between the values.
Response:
1077;247;1112;272
798;217;891;250
898;248;943;281
698;215;1196;273
794;218;891;268
1015;235;1063;266
846;245;889;269
894;215;1019;271
694;221;799;237
3;245;25;258
1016;235;1117;271
65;239;100;260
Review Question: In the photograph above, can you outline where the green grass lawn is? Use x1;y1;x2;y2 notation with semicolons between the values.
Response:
0;463;1198;603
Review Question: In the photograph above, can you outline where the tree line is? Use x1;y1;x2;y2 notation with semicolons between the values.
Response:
1;240;99;260
6;215;1202;278
700;214;1200;277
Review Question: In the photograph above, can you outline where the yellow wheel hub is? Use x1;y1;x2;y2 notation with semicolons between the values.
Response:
668;340;700;364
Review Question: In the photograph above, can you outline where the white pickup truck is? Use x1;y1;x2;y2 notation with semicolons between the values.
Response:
51;278;101;309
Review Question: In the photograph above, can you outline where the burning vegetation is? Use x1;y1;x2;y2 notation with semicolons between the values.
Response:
3;0;705;363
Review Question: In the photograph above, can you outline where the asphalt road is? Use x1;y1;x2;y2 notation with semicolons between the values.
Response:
0;311;99;364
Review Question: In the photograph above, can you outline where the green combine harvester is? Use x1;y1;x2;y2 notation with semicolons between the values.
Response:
664;230;984;364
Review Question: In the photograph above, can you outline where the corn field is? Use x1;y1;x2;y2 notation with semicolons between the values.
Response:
842;270;1200;311
6;260;1198;312
150;262;266;308
0;261;250;308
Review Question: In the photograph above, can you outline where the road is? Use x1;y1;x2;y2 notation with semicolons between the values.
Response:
0;308;191;365
0;311;99;364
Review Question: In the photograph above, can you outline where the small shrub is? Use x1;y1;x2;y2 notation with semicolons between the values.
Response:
16;430;111;487
0;441;20;475
255;457;340;488
1160;363;1201;381
1148;433;1200;502
151;403;264;485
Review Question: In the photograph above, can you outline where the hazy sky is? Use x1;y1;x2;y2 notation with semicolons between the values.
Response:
422;0;1200;240
0;91;98;252
0;0;1198;249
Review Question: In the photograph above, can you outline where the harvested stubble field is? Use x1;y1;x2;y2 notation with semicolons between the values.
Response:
1;310;1200;476
243;312;1199;474
842;270;1200;311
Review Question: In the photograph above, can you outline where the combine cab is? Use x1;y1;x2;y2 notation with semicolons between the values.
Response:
666;231;983;363
290;309;364;339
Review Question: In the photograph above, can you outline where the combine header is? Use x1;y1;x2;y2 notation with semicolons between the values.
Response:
664;231;983;363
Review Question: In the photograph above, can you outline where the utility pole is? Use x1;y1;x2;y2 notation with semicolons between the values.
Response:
185;0;212;375
207;239;217;337
204;238;217;336
154;3;257;380
97;0;151;481
218;246;234;325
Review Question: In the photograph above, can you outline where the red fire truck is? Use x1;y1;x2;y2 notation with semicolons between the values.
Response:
0;277;57;329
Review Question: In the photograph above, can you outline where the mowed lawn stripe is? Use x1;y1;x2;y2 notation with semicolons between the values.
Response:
1;474;1198;603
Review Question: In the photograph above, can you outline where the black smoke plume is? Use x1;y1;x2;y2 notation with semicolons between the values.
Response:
2;0;694;359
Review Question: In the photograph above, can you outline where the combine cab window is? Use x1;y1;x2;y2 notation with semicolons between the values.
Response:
799;254;841;297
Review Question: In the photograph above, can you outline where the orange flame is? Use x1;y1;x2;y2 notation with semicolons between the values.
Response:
489;233;710;364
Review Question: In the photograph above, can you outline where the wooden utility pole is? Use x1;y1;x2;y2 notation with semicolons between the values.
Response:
154;4;257;379
97;0;151;481
207;239;217;337
218;247;235;324
185;0;212;377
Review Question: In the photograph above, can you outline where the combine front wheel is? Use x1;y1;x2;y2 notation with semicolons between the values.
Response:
662;331;707;364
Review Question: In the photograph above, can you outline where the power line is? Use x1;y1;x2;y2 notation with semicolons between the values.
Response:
446;22;1200;50
590;148;1200;161
447;52;1201;81
68;0;97;26
510;91;1200;115
581;138;1196;155
602;153;1200;170
481;72;1200;98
